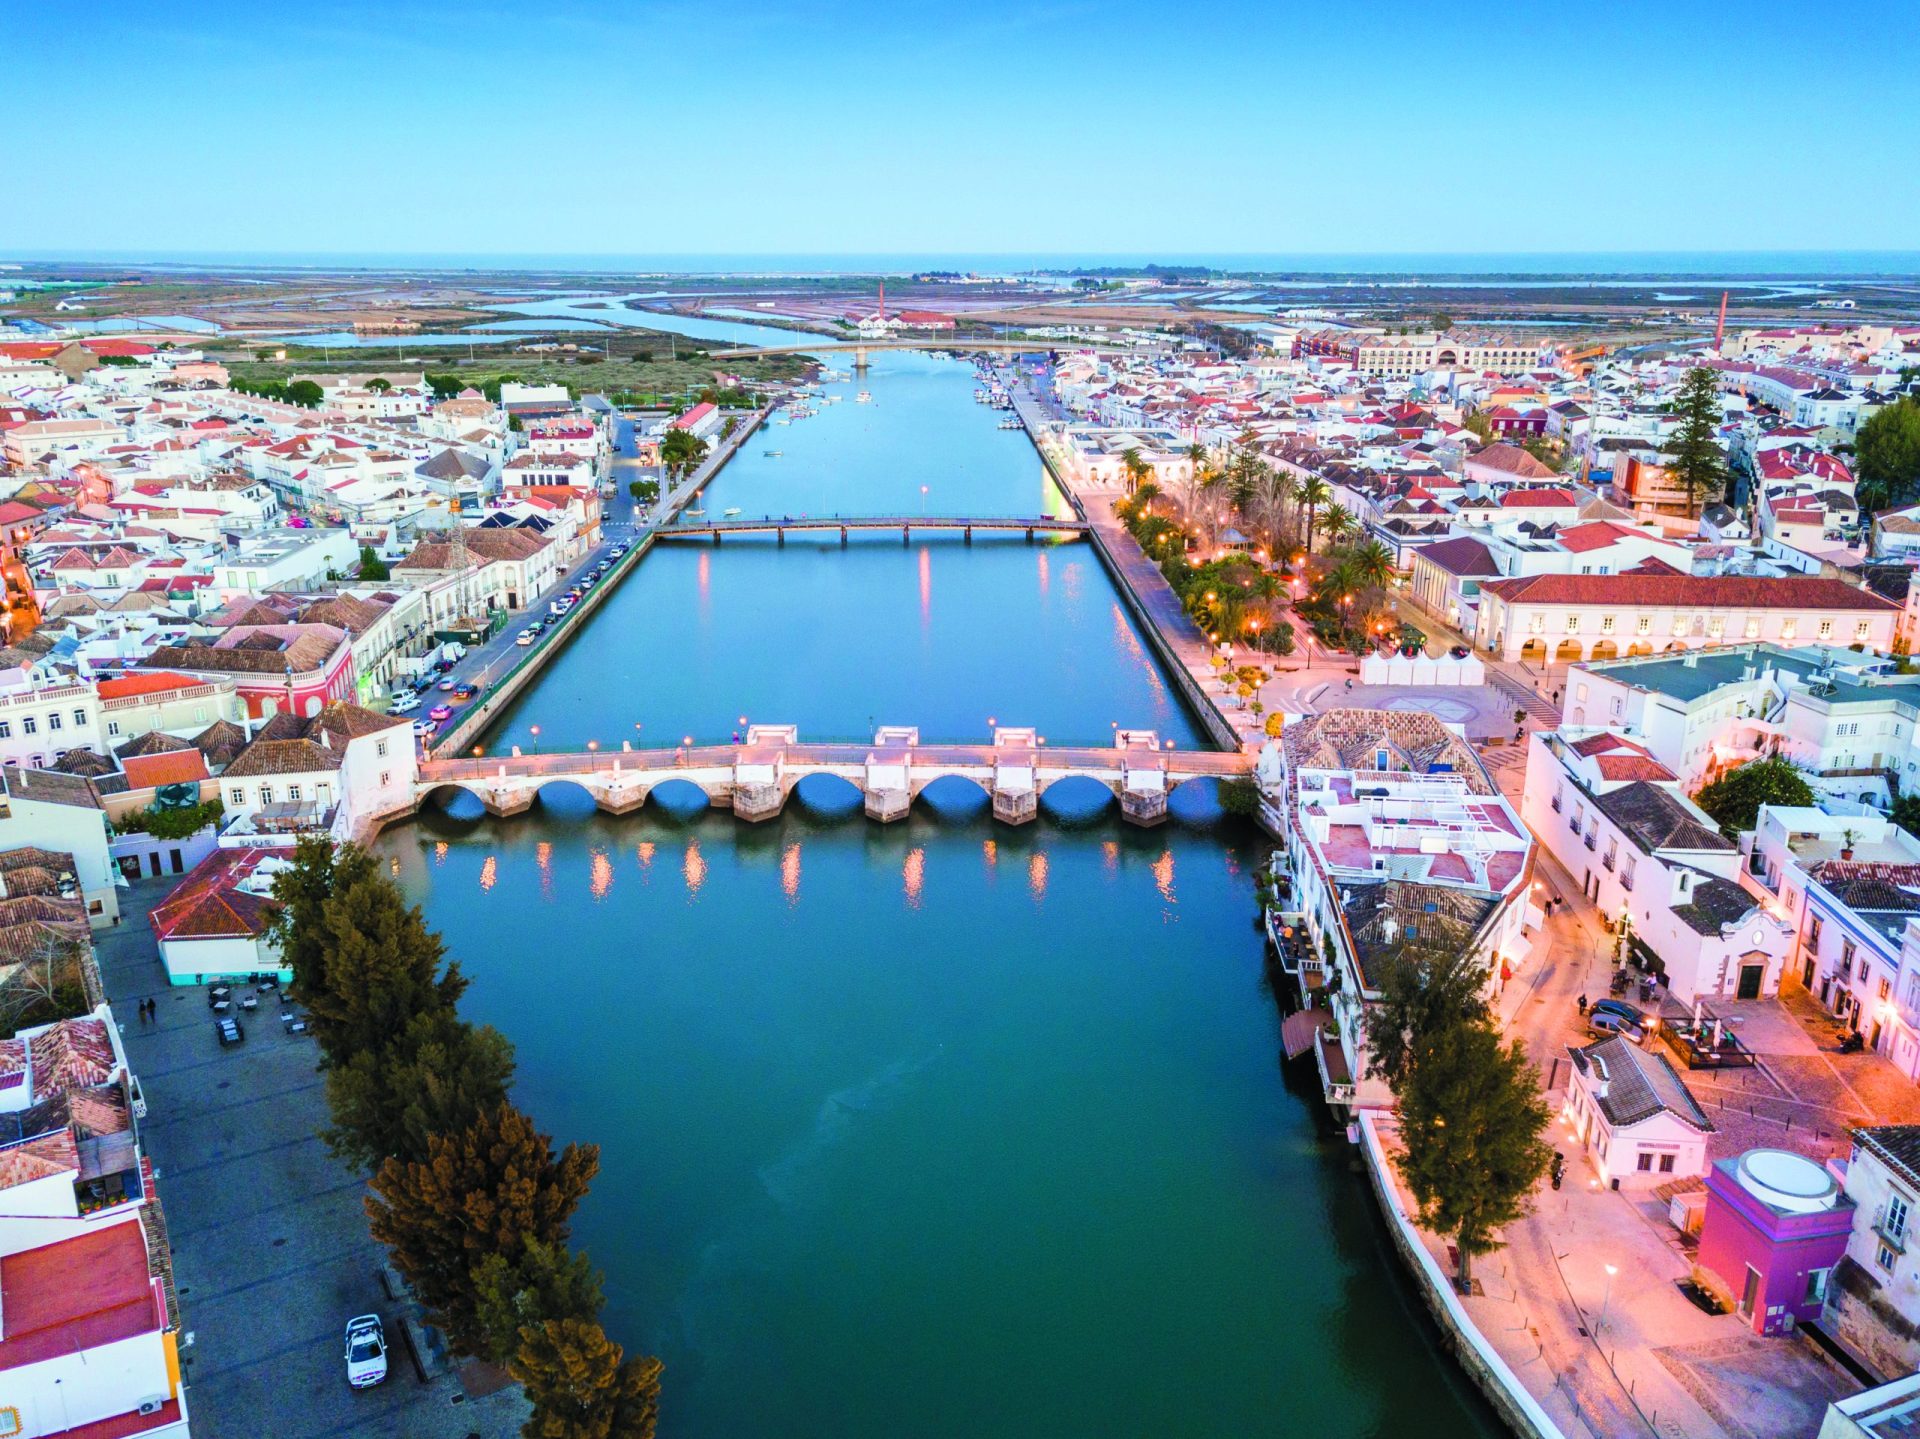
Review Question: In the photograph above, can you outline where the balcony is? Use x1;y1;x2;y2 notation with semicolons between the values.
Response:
1551;795;1563;813
1315;1028;1357;1107
1584;832;1598;851
1602;852;1616;872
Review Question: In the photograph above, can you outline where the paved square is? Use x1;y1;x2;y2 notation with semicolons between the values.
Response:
97;875;528;1439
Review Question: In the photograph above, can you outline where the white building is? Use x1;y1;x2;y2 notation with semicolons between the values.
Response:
0;667;105;771
215;701;416;842
1274;709;1533;1110
0;766;118;927
1563;1034;1714;1188
1826;1126;1920;1378
1475;573;1900;666
1522;730;1792;1001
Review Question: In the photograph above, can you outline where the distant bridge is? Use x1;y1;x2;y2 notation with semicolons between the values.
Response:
415;725;1254;828
708;338;1064;363
653;514;1088;545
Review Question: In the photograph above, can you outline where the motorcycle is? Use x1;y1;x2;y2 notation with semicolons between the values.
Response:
1840;1032;1866;1055
1550;1152;1566;1190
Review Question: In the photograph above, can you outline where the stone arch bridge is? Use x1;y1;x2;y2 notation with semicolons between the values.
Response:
416;726;1254;828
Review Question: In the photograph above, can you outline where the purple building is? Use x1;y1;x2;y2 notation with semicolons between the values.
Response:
1699;1148;1854;1335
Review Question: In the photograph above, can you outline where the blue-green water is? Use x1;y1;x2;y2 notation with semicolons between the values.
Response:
481;352;1192;754
377;319;1503;1438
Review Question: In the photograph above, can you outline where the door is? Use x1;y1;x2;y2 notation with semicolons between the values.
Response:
1740;1265;1761;1319
1738;964;1764;1000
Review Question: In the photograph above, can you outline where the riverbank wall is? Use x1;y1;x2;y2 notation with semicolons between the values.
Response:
432;405;768;760
1007;391;1245;755
1356;1114;1570;1439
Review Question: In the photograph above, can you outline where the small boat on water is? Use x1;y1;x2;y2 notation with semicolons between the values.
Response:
855;392;872;403
773;417;791;425
723;507;743;518
762;449;783;456
998;418;1021;429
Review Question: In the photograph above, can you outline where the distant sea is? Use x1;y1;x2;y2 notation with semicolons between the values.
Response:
9;250;1920;280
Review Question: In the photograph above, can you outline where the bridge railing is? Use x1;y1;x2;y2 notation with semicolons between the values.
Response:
419;741;1253;783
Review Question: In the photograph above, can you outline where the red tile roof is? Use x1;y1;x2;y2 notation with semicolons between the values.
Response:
95;671;206;701
151;849;279;943
120;751;210;790
1480;573;1898;611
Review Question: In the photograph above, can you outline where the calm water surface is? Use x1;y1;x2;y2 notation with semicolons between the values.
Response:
382;310;1502;1439
481;351;1190;753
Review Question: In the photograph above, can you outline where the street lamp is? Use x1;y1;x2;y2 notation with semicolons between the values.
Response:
1598;1263;1619;1335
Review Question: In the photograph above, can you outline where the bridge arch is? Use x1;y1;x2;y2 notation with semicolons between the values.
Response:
529;778;600;820
789;772;864;818
913;774;991;818
1038;774;1120;824
419;782;489;822
644;777;717;819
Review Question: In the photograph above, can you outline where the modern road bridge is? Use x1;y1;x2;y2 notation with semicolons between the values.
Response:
653;514;1088;545
416;725;1254;827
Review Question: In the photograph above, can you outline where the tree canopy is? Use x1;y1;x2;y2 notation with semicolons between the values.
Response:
358;544;390;582
367;1103;599;1354
1692;754;1814;836
1857;395;1920;513
1666;367;1729;516
1362;943;1493;1095
512;1317;662;1439
1396;1022;1553;1285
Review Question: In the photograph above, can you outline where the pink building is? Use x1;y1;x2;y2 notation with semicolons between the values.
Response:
1698;1148;1853;1335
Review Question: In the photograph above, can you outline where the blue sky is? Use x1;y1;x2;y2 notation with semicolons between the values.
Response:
6;1;1917;260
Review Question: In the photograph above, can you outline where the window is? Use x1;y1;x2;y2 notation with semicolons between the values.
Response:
1603;840;1618;871
1551;785;1563;813
1610;696;1623;716
230;788;244;806
1621;856;1636;891
46;713;60;732
1819;619;1835;639
1576;683;1589;702
1374;749;1390;770
1806;1267;1830;1305
1637;615;1653;635
106;720;120;737
1708;616;1725;638
71;709;86;727
1858;621;1874;642
379;771;390;788
259;786;273;805
1887;1193;1911;1245
1637;1152;1654;1171
1842;940;1857;980
1745;617;1762;639
1529;613;1545;634
376;740;388;758
0;721;10;740
1601;615;1615;634
1782;619;1799;640
1659;1153;1676;1173
1565;614;1580;634
1878;1243;1899;1272
286;785;301;802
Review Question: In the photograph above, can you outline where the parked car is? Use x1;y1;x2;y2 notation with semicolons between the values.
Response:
1450;644;1471;659
344;1315;388;1388
1587;1010;1645;1042
412;719;437;737
516;630;536;646
1590;998;1644;1026
390;691;420;714
215;1015;244;1047
429;704;453;722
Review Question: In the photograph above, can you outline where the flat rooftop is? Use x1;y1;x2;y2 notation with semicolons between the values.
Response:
0;1221;159;1371
1298;770;1529;897
1580;643;1902;705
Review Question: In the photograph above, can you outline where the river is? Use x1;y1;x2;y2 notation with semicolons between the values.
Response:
374;313;1504;1438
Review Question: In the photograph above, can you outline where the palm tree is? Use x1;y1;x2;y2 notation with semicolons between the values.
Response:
1320;502;1358;550
1132;480;1162;512
1119;446;1151;494
1298;474;1332;553
1348;538;1396;592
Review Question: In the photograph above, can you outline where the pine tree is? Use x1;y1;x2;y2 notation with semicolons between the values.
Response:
512;1317;662;1439
367;1104;599;1354
1362;942;1493;1094
305;861;467;1064
471;1236;605;1368
1396;1022;1552;1287
270;837;377;1024
1666;366;1730;517
324;1005;515;1169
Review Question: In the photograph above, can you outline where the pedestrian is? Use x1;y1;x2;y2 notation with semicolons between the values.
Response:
145;998;156;1023
1577;995;1588;1015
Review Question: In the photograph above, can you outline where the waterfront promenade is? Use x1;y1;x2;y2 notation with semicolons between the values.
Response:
1007;380;1265;751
